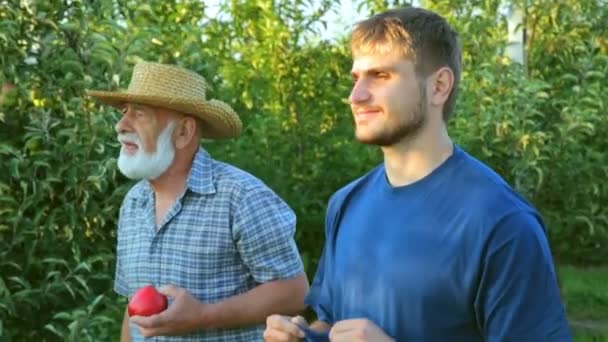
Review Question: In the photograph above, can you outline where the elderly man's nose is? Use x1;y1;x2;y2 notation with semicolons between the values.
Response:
115;115;129;133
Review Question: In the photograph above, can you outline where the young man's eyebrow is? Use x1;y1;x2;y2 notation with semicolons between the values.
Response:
352;65;398;75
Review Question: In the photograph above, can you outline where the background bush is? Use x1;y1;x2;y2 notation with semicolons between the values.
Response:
1;0;606;340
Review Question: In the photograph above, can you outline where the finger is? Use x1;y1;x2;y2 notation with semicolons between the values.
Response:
130;315;152;328
329;328;357;342
263;328;294;341
331;318;365;332
266;314;289;327
266;315;304;338
158;284;181;298
330;332;358;342
130;313;163;328
291;315;307;326
289;316;307;338
139;327;159;338
329;326;352;340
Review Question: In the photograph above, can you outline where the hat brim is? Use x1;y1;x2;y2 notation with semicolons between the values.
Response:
86;90;242;139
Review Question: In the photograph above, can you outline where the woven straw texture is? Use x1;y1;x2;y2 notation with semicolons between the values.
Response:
87;61;242;139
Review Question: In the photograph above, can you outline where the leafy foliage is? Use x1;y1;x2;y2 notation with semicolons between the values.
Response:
0;0;606;340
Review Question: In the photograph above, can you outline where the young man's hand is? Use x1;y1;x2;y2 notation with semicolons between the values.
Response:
264;314;307;341
330;319;394;342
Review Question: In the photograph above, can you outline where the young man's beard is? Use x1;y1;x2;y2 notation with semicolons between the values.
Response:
357;89;428;147
117;121;177;180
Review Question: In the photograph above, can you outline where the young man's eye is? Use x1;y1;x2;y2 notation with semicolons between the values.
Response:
376;72;389;79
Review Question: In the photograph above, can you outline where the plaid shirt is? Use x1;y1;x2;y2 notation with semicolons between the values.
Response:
114;148;304;341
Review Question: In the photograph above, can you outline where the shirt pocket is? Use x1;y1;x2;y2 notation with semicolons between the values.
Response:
159;215;242;302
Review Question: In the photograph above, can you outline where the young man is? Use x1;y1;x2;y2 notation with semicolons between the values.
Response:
264;7;572;342
87;61;309;341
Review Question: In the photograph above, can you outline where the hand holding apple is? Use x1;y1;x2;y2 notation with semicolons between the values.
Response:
130;284;209;337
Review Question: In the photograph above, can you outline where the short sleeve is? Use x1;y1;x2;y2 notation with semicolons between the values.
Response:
475;211;573;341
304;195;343;325
304;246;334;324
232;185;304;283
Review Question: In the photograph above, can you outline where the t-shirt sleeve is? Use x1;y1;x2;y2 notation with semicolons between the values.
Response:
232;185;304;283
476;211;573;341
304;246;334;324
304;194;343;325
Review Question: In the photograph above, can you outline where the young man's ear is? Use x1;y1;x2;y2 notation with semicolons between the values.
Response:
173;116;198;149
429;66;454;107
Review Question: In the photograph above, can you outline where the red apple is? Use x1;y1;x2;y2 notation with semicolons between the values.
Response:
128;285;168;317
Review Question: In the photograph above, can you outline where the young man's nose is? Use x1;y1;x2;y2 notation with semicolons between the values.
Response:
349;81;372;104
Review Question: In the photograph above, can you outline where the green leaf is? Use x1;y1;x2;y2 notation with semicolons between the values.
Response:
8;277;30;289
53;312;73;320
44;323;64;338
71;275;91;294
42;258;69;268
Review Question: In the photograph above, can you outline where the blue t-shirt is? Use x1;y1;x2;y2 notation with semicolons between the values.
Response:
305;145;572;341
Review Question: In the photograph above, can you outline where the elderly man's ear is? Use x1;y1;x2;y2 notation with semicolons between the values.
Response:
173;117;198;149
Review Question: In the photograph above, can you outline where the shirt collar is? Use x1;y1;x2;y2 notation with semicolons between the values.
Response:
185;148;216;195
129;148;216;201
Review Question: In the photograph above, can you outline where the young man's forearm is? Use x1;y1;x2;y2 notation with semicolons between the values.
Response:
203;273;309;329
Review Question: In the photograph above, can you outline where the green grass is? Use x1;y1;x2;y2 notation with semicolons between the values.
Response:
559;264;608;341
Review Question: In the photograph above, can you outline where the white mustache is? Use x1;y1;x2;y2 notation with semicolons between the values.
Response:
117;133;141;146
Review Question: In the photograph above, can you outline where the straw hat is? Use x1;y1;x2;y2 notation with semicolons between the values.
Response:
86;61;242;139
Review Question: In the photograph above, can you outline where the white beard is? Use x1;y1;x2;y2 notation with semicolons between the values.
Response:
117;121;177;180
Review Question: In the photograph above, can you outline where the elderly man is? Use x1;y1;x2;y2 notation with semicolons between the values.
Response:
87;61;308;341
